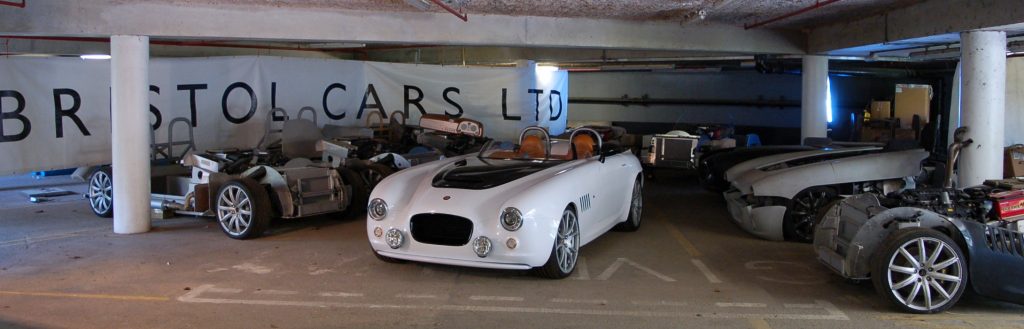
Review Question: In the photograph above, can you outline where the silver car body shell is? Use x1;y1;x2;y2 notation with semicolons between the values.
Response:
723;148;928;241
723;146;881;184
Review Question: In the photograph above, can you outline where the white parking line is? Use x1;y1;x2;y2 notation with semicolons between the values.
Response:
319;292;364;298
205;287;243;294
469;296;524;302
691;259;723;283
254;290;298;295
550;298;607;305
396;294;438;299
178;285;850;321
716;302;767;308
783;303;819;309
630;300;688;307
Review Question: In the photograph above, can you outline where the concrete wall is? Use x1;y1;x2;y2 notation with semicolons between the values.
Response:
1008;57;1024;145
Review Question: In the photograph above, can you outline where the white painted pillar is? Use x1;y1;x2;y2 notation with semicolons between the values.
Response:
110;35;151;234
959;31;1006;187
801;55;829;142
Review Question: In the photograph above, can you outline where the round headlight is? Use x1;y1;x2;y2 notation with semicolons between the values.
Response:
472;236;492;258
368;198;388;220
500;207;523;231
385;228;404;249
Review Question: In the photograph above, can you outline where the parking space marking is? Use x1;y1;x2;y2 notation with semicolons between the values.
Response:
662;217;702;258
0;229;105;248
595;258;676;282
319;292;364;298
748;319;772;329
631;300;688;307
570;257;591;280
551;298;607;305
206;287;243;294
0;290;169;302
783;303;819;309
691;259;723;283
254;290;298;295
396;294;438;299
179;285;850;320
716;302;767;308
469;296;524;302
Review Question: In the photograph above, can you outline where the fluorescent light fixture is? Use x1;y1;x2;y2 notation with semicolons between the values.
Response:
826;77;833;124
80;54;111;60
536;65;559;72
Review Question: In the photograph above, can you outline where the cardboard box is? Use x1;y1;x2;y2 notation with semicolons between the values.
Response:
1005;145;1024;178
869;101;891;119
894;84;932;129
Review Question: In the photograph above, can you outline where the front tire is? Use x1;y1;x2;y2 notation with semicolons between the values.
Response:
534;206;580;279
87;167;114;218
614;176;643;232
215;178;272;240
783;186;838;243
871;228;967;314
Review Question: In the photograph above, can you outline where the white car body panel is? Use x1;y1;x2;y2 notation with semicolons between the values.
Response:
723;146;881;183
366;150;642;269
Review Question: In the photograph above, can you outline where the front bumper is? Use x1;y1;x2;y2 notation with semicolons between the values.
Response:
723;189;787;241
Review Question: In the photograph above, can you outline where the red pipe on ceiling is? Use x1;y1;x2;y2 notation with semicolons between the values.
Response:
744;0;842;30
0;0;25;8
428;0;468;22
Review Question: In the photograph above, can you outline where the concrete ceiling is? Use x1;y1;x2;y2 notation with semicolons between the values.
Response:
160;0;921;30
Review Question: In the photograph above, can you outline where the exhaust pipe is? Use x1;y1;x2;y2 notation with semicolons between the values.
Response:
944;127;974;189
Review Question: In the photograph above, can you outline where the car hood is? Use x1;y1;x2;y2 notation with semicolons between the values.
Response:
723;146;881;182
730;148;927;197
431;157;563;190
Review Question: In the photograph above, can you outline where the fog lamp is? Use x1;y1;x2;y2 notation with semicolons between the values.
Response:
373;226;383;237
472;236;492;258
500;207;523;231
505;238;518;250
385;228;404;249
369;198;388;220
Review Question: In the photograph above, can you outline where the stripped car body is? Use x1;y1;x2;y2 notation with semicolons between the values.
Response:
723;146;928;241
366;127;644;278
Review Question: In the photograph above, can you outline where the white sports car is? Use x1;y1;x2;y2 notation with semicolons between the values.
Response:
366;127;644;278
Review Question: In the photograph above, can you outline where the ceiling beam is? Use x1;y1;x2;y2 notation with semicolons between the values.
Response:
809;0;1024;54
0;0;804;55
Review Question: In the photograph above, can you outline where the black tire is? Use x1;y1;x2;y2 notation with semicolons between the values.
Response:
87;167;114;218
337;167;368;216
534;206;580;279
871;228;968;314
783;186;838;243
361;163;395;191
614;176;643;232
215;178;273;240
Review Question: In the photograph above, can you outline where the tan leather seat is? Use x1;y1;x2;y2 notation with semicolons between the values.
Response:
572;134;595;159
518;135;546;159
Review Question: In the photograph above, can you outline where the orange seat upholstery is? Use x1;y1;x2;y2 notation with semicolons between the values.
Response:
518;135;546;159
572;134;596;159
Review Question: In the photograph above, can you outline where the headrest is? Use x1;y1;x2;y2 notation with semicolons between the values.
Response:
572;134;596;159
518;135;546;159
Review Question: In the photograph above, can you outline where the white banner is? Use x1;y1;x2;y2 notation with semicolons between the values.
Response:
0;56;568;175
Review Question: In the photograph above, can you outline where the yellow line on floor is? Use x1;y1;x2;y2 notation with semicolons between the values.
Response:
0;290;170;302
662;220;702;258
748;318;772;329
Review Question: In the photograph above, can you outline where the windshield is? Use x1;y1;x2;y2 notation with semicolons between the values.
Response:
477;140;570;161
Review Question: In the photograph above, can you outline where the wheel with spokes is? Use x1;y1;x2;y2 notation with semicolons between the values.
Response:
215;178;272;240
87;167;114;218
872;228;967;314
361;163;395;191
784;186;838;243
535;206;580;279
615;176;643;232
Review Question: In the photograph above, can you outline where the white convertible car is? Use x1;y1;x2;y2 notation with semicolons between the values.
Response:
366;127;644;278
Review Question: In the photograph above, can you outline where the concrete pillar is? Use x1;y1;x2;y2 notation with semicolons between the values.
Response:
959;31;1006;187
110;35;151;234
801;55;829;142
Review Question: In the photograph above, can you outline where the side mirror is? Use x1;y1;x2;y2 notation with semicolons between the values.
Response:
599;144;618;163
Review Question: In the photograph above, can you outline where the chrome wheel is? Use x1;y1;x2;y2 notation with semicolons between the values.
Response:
217;185;253;237
88;169;113;217
555;209;580;274
785;187;836;242
885;237;964;312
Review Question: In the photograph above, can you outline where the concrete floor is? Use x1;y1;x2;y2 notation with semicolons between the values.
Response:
1;172;1023;329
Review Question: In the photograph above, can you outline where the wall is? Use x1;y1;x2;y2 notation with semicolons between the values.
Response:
1008;57;1024;145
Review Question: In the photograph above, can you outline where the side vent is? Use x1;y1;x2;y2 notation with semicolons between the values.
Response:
579;193;592;212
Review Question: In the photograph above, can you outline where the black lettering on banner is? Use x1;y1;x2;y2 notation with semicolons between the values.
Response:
404;85;425;117
548;90;562;121
500;88;521;120
357;83;387;120
322;83;347;120
177;84;207;127
271;82;277;109
149;85;162;130
0;90;30;142
442;87;463;118
221;82;257;124
527;89;543;122
52;88;91;138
